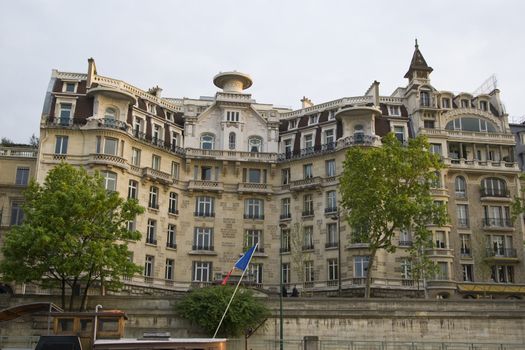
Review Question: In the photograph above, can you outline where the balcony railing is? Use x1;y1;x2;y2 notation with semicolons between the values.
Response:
480;188;510;198
399;241;413;247
280;247;290;253
168;209;179;215
192;244;214;251
457;218;469;228
460;248;471;257
302;244;314;251
98;118;129;131
280;213;291;220
302;210;314;217
0;147;37;158
482;218;513;228
166;242;177;249
486;248;517;258
244;214;265;220
142;167;172;185
148;202;159;210
324;207;338;214
238;182;271;194
325;242;338;248
290;177;322;191
188;180;224;192
146;238;157;245
194;211;215;217
88;153;128;170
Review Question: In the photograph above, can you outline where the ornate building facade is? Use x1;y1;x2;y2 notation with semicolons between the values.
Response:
3;44;524;299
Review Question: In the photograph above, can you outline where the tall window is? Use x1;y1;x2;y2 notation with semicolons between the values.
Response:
457;205;469;228
328;259;338;282
165;259;174;280
281;168;291;185
394;126;405;143
149;186;159;209
326;191;337;213
248;137;262;153
245;199;264;219
354;256;369;278
245;229;262;251
481;177;507;197
436;262;448;280
244;168;265;184
442;98;451;109
281;229;291;253
491;265;514;283
133;117;144;136
104;108;117;125
460;234;471;257
102;138;118;155
399;229;412;246
303;164;313;179
435;231;446;249
171;161;179;179
171;132;179;149
399;258;411;280
304;261;314;282
196;166;213;181
200;134;215;150
55;136;69;154
226;111;240;122
303;226;314;250
325;159;336;177
167;224;176;249
10;201;24;226
229;132;236;150
146;219;157;245
152;124;162;144
354;125;364;142
420;91;430;107
131;148;141;166
195;196;214;217
324;129;335;146
192;261;212;282
303;134;314;150
455;176;466;197
59;103;72;124
102;171;117;191
462;264;473;282
429;143;442;156
483;205;511;227
326;223;338;248
303;194;314;216
194;227;213;250
281;198;291;220
283;139;293;156
144;255;154;277
15;168;30;185
282;263;290;284
168;192;178;214
128;180;138;199
152;155;161;170
248;263;263;284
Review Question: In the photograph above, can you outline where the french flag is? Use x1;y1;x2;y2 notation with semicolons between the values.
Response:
221;244;258;285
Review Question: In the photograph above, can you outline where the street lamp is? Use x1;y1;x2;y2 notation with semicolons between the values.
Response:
278;222;287;350
331;213;342;296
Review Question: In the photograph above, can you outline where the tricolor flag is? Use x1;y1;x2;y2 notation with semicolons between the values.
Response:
221;244;258;285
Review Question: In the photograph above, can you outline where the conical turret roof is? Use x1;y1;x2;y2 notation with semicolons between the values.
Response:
404;39;433;79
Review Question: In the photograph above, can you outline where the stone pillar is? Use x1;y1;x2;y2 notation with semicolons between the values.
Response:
304;336;319;350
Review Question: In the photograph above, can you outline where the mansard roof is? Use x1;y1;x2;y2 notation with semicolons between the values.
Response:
404;40;433;79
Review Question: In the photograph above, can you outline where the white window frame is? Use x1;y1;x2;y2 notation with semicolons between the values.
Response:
165;259;174;280
146;219;157;244
200;134;215;150
62;81;78;93
169;192;178;214
144;255;154;277
388;105;401;116
328;258;338;281
193;261;212;282
194;227;213;250
304;260;314;282
55;135;69;154
128;180;138;200
354;256;369;278
102;171;117;191
167;224;176;248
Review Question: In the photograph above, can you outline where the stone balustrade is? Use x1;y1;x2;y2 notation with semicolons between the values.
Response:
88;153;128;170
142;167;172;185
188;180;224;193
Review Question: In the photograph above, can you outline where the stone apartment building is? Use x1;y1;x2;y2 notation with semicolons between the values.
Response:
1;43;524;299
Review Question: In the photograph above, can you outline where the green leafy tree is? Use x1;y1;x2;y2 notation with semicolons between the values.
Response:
0;163;144;310
339;133;447;298
175;286;269;338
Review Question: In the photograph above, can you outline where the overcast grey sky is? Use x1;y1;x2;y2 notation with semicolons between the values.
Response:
1;0;524;143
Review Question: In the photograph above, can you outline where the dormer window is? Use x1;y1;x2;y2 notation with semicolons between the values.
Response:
147;103;156;114
171;131;179;148
303;134;314;149
288;119;297;130
308;114;318;125
59;103;73;125
480;101;488;111
328;110;336;120
63;82;76;93
442;98;451;109
166;111;174;122
420;91;430;107
388;105;401;116
226;111;240;122
461;99;470;108
153;124;163;144
248;137;262;153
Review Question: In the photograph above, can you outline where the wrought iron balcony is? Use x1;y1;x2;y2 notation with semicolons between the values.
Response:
192;244;214;251
325;242;338;249
146;238;157;245
280;213;291;220
302;244;314;251
244;214;265;220
166;242;177;249
486;248;517;258
194;211;215;218
399;241;413;247
302;210;315;217
480;188;510;198
482;218;513;228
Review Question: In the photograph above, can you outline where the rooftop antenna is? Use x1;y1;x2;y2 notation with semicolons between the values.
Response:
473;74;497;95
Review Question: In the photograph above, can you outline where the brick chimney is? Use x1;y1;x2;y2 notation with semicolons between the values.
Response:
301;96;314;109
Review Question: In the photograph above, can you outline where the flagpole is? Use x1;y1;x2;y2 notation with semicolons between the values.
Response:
213;243;258;339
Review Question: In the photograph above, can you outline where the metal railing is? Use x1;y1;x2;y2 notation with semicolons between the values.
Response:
480;188;510;198
482;218;513;228
486;248;517;258
192;244;214;251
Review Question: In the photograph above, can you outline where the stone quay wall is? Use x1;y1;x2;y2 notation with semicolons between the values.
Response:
0;295;524;345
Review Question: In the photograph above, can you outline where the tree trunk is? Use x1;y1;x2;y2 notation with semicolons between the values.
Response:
68;278;78;311
365;248;377;298
80;281;92;311
60;280;66;309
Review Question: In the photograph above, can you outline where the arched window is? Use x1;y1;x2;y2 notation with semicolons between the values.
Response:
200;134;215;150
248;137;262;153
229;132;236;150
104;108;117;127
354;125;364;143
481;177;507;197
455;176;466;197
